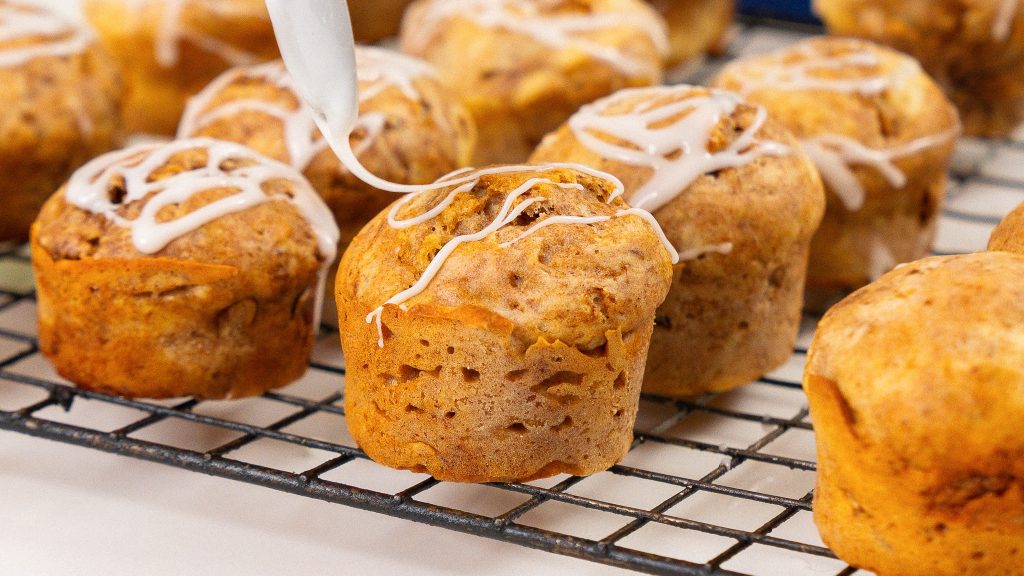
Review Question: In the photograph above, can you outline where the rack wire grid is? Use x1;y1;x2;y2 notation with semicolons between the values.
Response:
2;17;1022;576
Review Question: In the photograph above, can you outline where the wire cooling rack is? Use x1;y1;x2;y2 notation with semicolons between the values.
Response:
2;18;1023;576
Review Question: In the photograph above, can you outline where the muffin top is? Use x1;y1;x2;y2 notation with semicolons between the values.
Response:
989;202;1024;254
0;2;93;67
807;252;1024;474
401;0;668;80
179;46;475;184
531;85;825;259
339;165;675;351
34;138;339;275
713;36;960;210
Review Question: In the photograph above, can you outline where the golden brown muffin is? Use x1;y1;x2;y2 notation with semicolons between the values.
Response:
31;138;338;400
337;165;674;482
713;37;960;310
83;0;279;135
649;0;734;66
179;47;476;253
805;252;1024;576
350;0;413;43
988;202;1024;253
815;0;1024;136
531;85;825;397
400;0;668;165
0;2;122;242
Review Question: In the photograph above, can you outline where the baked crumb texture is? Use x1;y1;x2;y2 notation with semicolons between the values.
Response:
989;201;1024;254
337;167;673;482
531;86;825;397
31;141;327;399
83;0;279;135
0;2;122;241
713;37;960;309
400;0;669;165
815;0;1024;137
805;252;1024;576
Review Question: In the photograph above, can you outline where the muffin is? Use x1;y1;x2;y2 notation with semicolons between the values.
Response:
988;202;1024;254
31;138;339;400
0;2;122;242
400;0;669;165
351;0;414;43
805;252;1024;576
531;85;825;397
83;0;279;135
649;0;734;67
179;47;476;253
337;165;675;482
815;0;1024;136
713;37;960;309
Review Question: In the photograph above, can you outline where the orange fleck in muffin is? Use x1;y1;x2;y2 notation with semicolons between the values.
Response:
400;0;669;165
337;165;674;482
805;252;1024;576
32;138;338;400
0;2;122;242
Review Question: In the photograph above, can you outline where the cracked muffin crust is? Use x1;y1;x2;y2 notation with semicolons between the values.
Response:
83;0;279;135
400;0;669;165
31;138;338;400
179;47;476;254
0;2;122;242
815;0;1024;136
531;85;825;397
713;37;960;309
805;252;1024;576
337;166;674;482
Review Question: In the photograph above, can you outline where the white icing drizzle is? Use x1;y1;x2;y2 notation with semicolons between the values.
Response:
0;4;92;67
403;0;669;77
178;47;436;171
730;41;917;97
800;129;960;211
153;0;268;68
567;86;791;214
265;0;678;347
65;137;338;262
677;242;734;262
994;0;1020;41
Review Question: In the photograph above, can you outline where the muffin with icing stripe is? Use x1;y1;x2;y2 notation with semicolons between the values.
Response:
713;37;960;309
400;0;669;165
531;85;825;398
0;2;122;242
179;46;476;253
32;138;338;400
337;165;674;482
83;0;279;135
815;0;1024;137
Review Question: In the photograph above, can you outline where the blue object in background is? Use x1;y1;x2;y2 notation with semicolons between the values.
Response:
739;0;820;23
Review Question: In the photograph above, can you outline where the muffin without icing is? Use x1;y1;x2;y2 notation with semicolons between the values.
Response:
0;2;122;242
400;0;668;165
32;138;338;400
805;252;1024;576
815;0;1024;137
337;166;674;482
179;47;476;253
648;0;734;67
989;202;1024;254
83;0;279;135
713;37;960;309
531;86;825;397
